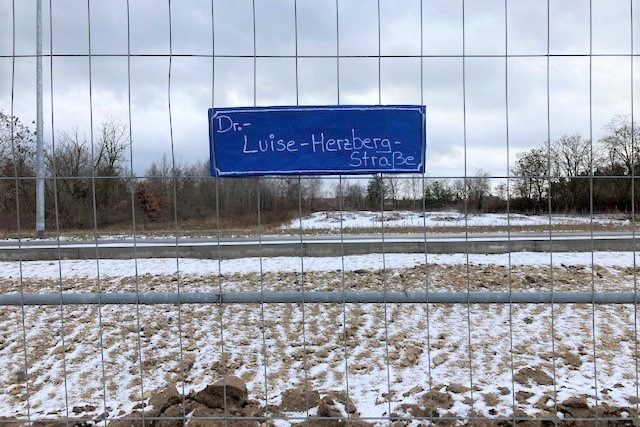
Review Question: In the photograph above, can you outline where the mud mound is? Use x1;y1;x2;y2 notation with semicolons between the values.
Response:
106;377;369;427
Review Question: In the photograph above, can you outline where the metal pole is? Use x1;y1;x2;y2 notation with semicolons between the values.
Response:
35;0;45;239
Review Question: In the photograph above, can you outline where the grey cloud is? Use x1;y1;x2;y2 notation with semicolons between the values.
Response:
380;0;422;55
255;0;296;55
507;0;548;55
465;0;506;55
297;58;338;104
297;0;338;55
1;0;638;178
422;0;463;55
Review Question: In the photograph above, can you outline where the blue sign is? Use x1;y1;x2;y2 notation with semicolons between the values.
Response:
209;105;426;176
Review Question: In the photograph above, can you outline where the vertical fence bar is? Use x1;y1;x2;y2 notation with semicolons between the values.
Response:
419;1;434;423
461;0;476;416
335;2;352;422
337;174;352;426
166;0;188;420
293;0;311;420
211;1;229;425
46;2;71;425
252;0;270;412
631;0;639;420
85;1;110;422
297;177;311;419
376;0;392;420
504;1;517;423
545;0;559;422
588;0;600;421
124;1;147;424
9;1;32;424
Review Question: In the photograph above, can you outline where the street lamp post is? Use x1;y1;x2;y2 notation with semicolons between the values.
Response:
35;0;45;239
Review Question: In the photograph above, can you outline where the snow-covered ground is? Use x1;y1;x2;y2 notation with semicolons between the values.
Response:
281;210;629;231
1;253;639;423
1;251;640;281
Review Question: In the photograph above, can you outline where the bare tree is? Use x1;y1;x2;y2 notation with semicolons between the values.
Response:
333;180;366;210
47;129;91;177
452;171;490;212
452;178;466;201
494;182;507;201
0;111;36;176
403;175;422;208
466;169;491;212
50;120;129;177
511;147;548;211
551;134;592;177
94;119;129;176
550;134;592;211
303;177;323;211
45;121;131;227
600;115;639;176
384;175;400;208
0;112;37;229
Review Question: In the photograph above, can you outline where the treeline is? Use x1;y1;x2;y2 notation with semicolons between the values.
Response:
1;111;639;233
0;112;327;231
368;115;640;214
510;115;639;213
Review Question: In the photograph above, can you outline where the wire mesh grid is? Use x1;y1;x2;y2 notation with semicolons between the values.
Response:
2;0;640;425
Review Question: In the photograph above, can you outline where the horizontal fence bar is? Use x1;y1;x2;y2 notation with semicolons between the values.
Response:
2;174;640;180
1;291;638;305
24;415;640;423
3;53;640;59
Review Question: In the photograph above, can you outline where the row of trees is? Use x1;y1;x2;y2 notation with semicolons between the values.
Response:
2;111;639;232
0;113;328;230
511;115;640;212
364;173;493;212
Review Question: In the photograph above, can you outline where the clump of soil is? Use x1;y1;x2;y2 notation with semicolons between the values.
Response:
104;376;263;427
104;376;369;427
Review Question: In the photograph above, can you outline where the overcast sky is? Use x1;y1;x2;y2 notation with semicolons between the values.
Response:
1;0;639;179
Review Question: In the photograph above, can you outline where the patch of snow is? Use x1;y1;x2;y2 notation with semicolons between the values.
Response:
0;252;638;280
280;210;628;230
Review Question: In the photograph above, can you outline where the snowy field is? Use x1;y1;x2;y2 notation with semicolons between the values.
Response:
1;252;640;423
3;252;640;280
280;210;629;231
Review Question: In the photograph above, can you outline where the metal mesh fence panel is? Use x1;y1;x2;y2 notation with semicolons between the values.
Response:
1;0;640;425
